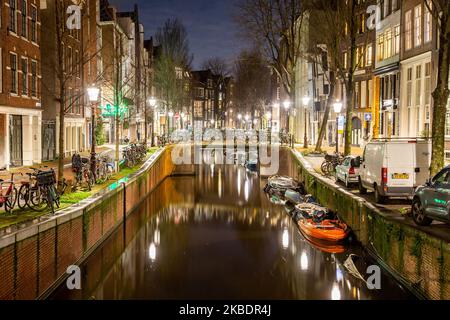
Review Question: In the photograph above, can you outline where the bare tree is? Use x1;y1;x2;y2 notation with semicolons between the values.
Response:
233;49;271;120
202;57;230;78
41;0;103;183
425;1;450;175
235;0;305;100
154;19;192;121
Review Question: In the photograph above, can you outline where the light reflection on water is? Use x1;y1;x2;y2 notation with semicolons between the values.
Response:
51;164;415;300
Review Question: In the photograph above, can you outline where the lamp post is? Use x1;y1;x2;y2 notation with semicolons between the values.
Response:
302;95;311;149
149;97;157;147
168;111;174;138
333;100;343;154
284;100;291;145
87;86;100;181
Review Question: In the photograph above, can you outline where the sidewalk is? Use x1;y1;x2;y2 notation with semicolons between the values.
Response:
2;145;119;184
298;150;450;243
294;144;364;156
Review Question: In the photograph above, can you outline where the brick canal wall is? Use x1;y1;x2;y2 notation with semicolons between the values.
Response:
0;147;176;300
287;148;450;300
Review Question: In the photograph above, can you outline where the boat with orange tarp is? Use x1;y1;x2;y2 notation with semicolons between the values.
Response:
297;218;350;242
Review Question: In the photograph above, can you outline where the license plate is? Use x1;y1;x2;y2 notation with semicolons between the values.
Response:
392;173;409;179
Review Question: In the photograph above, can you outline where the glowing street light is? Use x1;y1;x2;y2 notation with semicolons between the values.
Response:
303;95;311;148
149;97;157;107
283;100;291;110
87;86;100;181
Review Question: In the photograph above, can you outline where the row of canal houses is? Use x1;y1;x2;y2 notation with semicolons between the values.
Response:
0;0;233;169
292;0;449;157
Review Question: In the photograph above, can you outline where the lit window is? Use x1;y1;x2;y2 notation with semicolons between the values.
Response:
405;11;412;50
414;5;422;47
394;25;400;54
424;0;432;43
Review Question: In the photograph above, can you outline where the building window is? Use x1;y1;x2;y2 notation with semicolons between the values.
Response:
68;46;73;74
394;25;400;54
392;0;399;12
0;49;2;93
414;5;422;47
407;67;413;108
446;112;450;137
21;0;27;38
366;44;372;66
424;0;432;43
377;35;384;62
405;10;412;51
31;5;37;42
21;57;27;95
9;0;17;33
31;60;37;97
385;29;392;59
10;53;18;93
416;65;422;134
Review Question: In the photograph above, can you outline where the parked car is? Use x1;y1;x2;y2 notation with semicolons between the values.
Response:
412;166;450;226
335;156;360;188
355;139;431;203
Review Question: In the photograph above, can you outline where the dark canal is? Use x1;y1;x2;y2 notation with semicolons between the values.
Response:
50;163;415;300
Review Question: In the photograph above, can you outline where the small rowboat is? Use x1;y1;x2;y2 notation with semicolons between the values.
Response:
297;218;350;242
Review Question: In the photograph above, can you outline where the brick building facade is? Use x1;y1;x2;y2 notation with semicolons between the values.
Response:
0;0;42;168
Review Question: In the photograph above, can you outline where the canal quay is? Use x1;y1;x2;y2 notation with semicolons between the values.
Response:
0;146;448;300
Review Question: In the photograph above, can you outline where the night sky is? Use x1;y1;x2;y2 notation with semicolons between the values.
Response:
109;0;245;69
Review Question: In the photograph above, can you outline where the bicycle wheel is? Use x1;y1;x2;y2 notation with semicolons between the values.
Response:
327;162;336;175
5;187;18;213
17;184;30;210
50;185;61;209
29;187;47;212
321;162;329;175
46;188;55;214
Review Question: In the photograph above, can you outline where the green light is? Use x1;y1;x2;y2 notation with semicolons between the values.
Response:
101;103;128;118
434;199;446;205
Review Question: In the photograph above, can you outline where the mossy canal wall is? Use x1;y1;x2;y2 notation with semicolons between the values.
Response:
0;147;177;300
287;149;450;300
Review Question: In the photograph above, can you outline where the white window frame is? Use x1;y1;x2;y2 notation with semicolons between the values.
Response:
10;52;18;94
405;10;412;51
21;56;28;96
414;5;422;47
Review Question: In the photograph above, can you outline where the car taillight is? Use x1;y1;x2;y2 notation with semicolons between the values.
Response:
382;168;388;185
349;167;355;175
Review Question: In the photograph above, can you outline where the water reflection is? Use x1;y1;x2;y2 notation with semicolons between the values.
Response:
51;164;415;300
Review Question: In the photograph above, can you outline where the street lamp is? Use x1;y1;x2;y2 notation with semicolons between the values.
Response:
149;97;157;108
283;100;292;145
87;86;100;181
333;100;343;154
168;111;174;136
302;95;311;149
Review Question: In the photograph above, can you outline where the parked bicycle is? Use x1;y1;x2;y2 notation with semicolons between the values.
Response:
95;155;114;183
72;154;95;191
123;143;148;168
321;153;345;176
0;172;19;214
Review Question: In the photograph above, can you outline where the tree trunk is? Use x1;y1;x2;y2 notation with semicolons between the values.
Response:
56;2;65;183
344;0;357;156
344;81;354;156
430;7;450;176
315;77;336;152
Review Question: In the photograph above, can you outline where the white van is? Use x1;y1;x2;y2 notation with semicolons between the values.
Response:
356;139;431;203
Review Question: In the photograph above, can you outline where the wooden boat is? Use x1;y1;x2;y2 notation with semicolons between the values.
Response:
297;218;350;242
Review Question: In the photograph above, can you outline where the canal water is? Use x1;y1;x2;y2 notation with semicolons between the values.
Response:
50;163;415;300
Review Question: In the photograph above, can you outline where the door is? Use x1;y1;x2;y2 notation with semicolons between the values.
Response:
9;115;23;167
42;121;56;161
423;168;450;219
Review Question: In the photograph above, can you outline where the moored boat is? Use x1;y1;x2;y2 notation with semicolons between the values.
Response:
297;218;350;242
